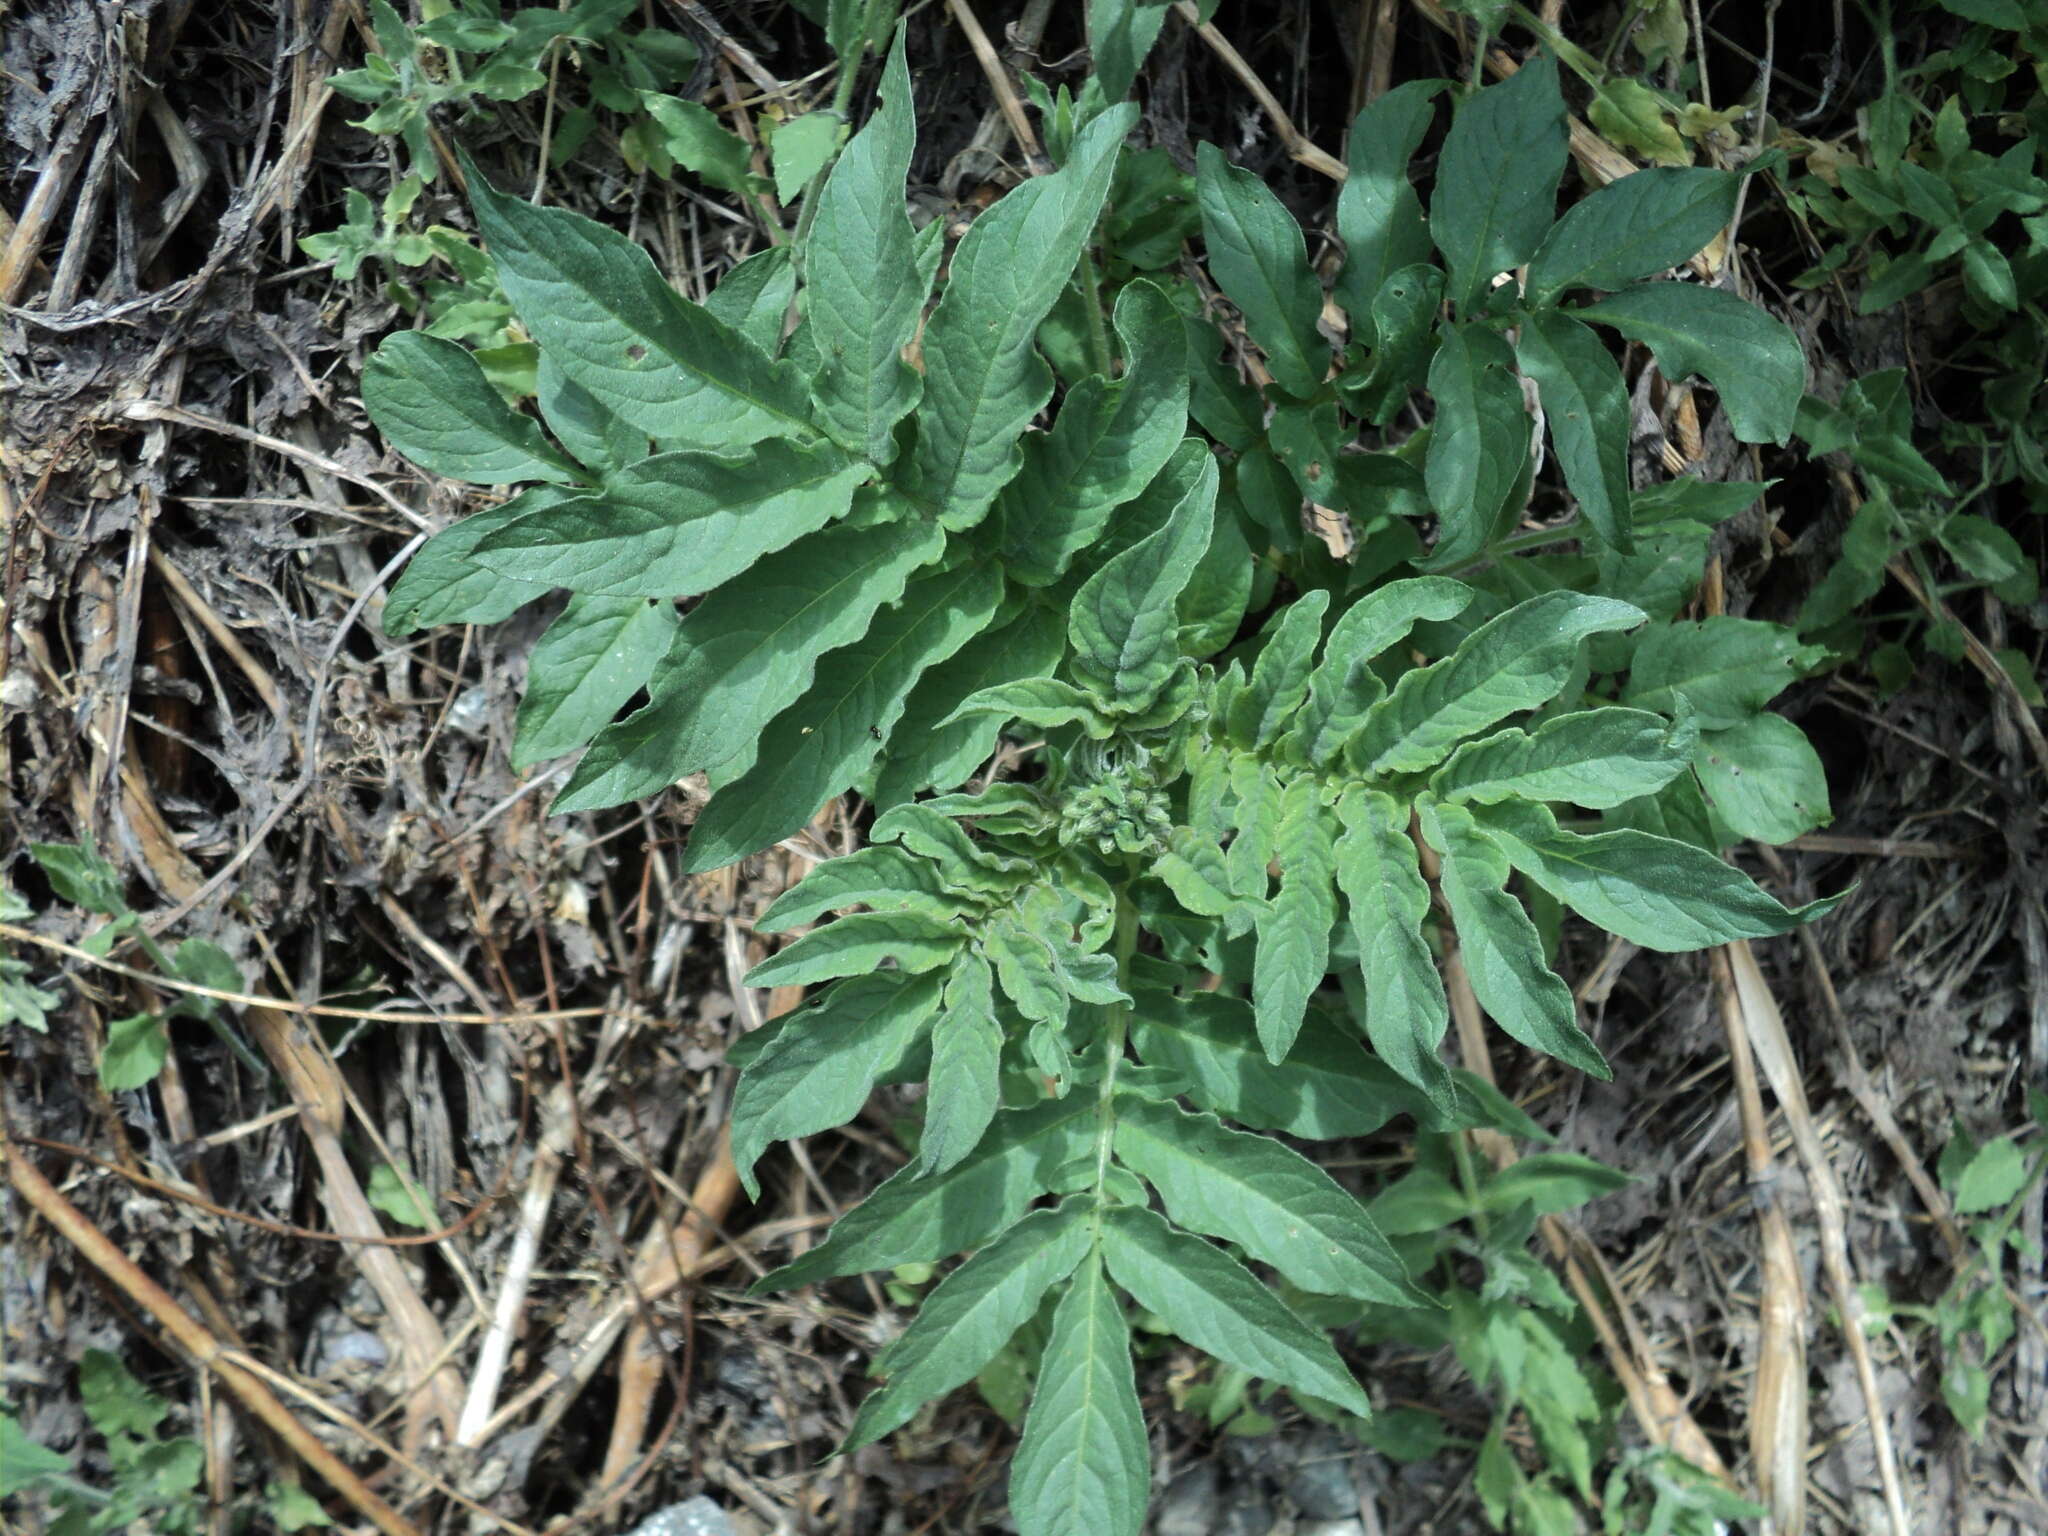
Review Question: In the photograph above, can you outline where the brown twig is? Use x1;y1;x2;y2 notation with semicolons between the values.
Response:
3;1138;423;1536
947;0;1045;168
1175;3;1347;181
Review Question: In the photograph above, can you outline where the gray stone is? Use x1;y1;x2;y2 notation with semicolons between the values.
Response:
624;1497;738;1536
1155;1463;1220;1536
1276;1432;1359;1520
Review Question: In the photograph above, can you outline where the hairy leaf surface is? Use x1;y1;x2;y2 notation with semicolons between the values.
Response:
744;911;963;990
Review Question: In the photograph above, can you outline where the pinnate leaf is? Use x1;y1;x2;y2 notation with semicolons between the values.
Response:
1099;1205;1373;1419
1196;143;1328;397
1069;455;1218;706
1471;800;1843;950
1577;283;1805;445
755;1096;1096;1290
1251;774;1339;1064
1011;1250;1149;1536
364;332;581;485
1113;1097;1424;1304
842;1202;1092;1451
1527;167;1740;301
473;438;868;598
466;161;814;447
920;952;1005;1175
1418;799;1607;1078
1430;706;1696;811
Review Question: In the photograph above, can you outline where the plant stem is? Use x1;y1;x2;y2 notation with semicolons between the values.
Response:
1091;886;1141;1197
1079;250;1116;379
1450;1122;1492;1243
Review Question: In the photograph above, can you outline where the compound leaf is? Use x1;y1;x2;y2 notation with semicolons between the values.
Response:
1527;167;1740;302
1576;283;1804;445
1099;1205;1373;1418
755;1095;1097;1290
1251;774;1339;1064
685;562;1006;871
1472;800;1844;950
553;517;943;811
1113;1097;1424;1304
1429;56;1568;312
1196;143;1328;397
906;106;1136;529
1512;309;1633;551
1349;592;1645;775
1011;1249;1149;1536
466;161;814;446
1334;788;1453;1105
1430;706;1696;810
843;1201;1092;1451
1419;799;1607;1078
1227;589;1330;748
364;331;582;485
729;972;942;1196
920;951;1006;1175
512;594;676;767
806;33;926;464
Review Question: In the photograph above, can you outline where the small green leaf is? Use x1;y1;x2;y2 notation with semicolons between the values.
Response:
1418;799;1607;1078
364;332;582;485
1349;592;1644;775
1481;1151;1633;1214
1512;309;1633;551
1472;800;1844;950
755;846;963;932
1526;168;1740;301
553;517;944;811
1099;1205;1373;1419
512;595;675;767
701;245;799;355
769;109;844;202
920;952;1005;1175
465;159;813;447
1113;1097;1425;1304
1226;589;1330;748
536;353;647;472
1431;706;1696;810
1423;322;1528;568
367;1160;436;1229
1694;714;1831;844
843;1202;1093;1452
1334;81;1442;343
905;105;1136;529
1430;56;1569;312
1621;617;1822;729
639;92;760;192
1577;283;1805;445
1091;0;1173;101
1069;454;1218;706
32;841;125;914
383;488;572;636
1252;775;1339;1064
755;1096;1097;1290
683;562;1005;871
1196;143;1328;397
473;438;869;598
80;1348;170;1436
100;1013;168;1092
1334;788;1453;1103
1949;1136;2028;1215
1010;1249;1149;1536
730;972;942;1196
1939;514;2037;603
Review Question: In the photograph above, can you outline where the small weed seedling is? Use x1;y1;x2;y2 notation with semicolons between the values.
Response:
363;15;1842;1531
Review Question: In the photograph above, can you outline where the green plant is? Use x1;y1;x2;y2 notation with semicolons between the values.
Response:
1862;1106;2048;1439
13;840;258;1088
362;23;1844;1532
0;1351;331;1533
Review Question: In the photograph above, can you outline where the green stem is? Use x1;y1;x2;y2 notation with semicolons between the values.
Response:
1091;887;1141;1199
1079;250;1116;380
1449;1123;1492;1244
